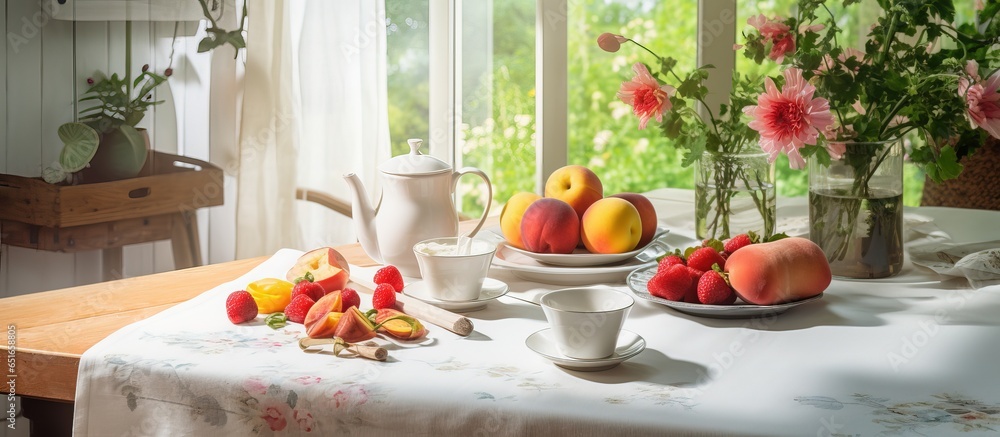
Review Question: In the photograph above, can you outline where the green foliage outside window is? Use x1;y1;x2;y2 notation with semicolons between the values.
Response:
388;0;947;218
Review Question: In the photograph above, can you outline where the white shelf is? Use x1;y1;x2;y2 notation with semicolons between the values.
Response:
47;0;235;22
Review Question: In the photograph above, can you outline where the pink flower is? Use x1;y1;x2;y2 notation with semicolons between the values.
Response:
293;409;315;432
744;68;836;169
816;48;866;76
617;63;675;130
260;404;288;431
597;33;628;52
960;60;1000;139
242;377;269;396
748;14;796;63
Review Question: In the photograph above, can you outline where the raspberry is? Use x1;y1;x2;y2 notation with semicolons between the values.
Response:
697;270;736;305
284;294;316;323
374;265;405;292
291;280;325;302
372;283;397;310
646;264;691;301
657;254;685;272
225;290;258;324
341;287;361;310
686;246;726;272
724;234;753;254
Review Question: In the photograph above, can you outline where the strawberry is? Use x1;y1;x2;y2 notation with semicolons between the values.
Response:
372;283;397;310
341;287;361;310
723;233;753;254
284;294;316;323
684;266;704;303
686;246;726;272
226;290;258;324
697;270;736;305
657;254;685;272
645;264;691;301
374;265;405;292
291;279;325;302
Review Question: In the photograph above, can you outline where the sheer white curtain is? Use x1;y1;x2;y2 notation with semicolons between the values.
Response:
236;0;389;258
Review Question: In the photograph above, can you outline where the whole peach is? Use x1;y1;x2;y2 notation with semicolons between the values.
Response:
499;192;542;249
520;198;580;254
610;192;658;247
725;237;831;305
580;197;642;254
544;165;604;218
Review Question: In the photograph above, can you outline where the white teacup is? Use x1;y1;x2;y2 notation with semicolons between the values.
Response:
413;237;497;301
539;287;634;359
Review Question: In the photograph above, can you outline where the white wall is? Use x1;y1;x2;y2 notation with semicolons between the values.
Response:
0;1;238;297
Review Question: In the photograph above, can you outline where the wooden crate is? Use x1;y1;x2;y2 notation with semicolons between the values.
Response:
0;151;224;228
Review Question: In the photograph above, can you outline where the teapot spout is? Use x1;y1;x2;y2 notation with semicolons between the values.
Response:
343;172;382;264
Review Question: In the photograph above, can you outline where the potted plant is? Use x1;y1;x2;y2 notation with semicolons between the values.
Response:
44;21;170;184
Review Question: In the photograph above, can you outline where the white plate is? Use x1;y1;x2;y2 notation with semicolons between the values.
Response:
502;228;671;267
490;231;698;286
525;328;645;372
403;278;509;312
626;265;824;319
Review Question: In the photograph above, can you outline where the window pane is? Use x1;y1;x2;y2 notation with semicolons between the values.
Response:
568;0;700;195
458;0;537;218
386;0;430;157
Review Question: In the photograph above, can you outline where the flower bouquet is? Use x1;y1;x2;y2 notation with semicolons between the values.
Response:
598;34;776;240
742;0;1000;278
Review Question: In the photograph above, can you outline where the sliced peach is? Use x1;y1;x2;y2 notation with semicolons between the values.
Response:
286;247;351;294
333;306;377;343
374;308;427;340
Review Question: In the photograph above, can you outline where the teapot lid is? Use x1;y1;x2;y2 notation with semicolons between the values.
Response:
378;139;451;175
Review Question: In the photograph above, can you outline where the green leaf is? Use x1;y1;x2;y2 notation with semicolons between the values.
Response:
265;313;288;329
42;162;68;184
933;146;962;181
57;122;100;172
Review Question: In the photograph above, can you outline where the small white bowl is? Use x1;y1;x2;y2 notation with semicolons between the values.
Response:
539;287;634;359
413;237;497;301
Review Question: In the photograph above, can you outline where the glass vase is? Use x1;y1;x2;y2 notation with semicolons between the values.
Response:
695;150;776;240
808;139;904;279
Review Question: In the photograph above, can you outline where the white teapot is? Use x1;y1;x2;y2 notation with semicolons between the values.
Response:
344;139;493;277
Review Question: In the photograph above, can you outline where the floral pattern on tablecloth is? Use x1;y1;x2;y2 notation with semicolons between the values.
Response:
97;351;388;435
796;393;1000;435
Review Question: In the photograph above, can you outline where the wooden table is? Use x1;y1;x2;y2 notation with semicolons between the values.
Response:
0;243;368;436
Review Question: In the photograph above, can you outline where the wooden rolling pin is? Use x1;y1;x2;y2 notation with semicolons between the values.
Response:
394;293;474;336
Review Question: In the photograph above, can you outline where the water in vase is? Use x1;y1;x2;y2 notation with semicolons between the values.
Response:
695;181;776;239
809;188;903;278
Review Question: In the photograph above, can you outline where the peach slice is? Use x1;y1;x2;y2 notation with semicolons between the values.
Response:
333;306;378;343
374;308;427;340
304;293;345;338
286;247;351;294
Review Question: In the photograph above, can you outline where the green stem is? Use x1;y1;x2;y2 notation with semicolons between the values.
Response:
125;21;132;104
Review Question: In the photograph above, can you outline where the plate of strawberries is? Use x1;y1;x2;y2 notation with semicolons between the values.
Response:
626;233;825;318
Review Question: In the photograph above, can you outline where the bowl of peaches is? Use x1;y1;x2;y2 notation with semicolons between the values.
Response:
495;165;670;268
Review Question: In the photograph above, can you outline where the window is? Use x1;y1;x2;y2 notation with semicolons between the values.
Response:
386;0;943;215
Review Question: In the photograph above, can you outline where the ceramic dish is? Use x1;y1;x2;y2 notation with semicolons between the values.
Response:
490;231;698;286
502;228;670;267
525;328;645;372
403;278;509;312
626;265;823;319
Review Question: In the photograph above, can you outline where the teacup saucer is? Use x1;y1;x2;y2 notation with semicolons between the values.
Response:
525;328;646;372
403;278;509;312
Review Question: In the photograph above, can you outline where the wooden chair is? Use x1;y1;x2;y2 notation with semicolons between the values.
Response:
295;187;352;217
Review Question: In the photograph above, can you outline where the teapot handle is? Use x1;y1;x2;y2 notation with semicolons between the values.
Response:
452;167;493;238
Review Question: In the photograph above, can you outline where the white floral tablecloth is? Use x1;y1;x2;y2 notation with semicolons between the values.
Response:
73;197;1000;436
